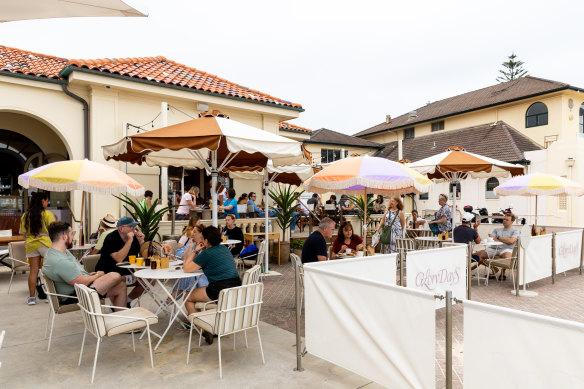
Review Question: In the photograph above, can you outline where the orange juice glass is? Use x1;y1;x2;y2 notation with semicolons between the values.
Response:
136;257;144;267
129;255;136;265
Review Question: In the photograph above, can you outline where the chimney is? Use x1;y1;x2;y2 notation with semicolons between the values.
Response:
385;114;392;124
398;139;403;161
408;110;417;119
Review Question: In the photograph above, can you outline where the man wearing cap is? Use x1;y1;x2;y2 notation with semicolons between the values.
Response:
96;216;145;304
90;214;118;254
454;212;483;271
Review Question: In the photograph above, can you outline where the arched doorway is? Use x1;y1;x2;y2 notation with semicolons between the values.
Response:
0;128;69;233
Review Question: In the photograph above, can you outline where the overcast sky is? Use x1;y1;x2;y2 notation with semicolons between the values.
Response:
2;0;583;135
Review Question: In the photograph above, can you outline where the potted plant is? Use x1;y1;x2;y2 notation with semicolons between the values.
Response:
290;239;304;259
115;194;172;242
269;185;303;263
348;194;375;243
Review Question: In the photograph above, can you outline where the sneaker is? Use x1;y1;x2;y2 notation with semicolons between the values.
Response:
27;297;36;305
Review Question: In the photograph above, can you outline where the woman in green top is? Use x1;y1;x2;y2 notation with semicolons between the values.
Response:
20;191;56;305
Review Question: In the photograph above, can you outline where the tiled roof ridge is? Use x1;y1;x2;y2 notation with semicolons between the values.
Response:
279;121;312;133
0;44;68;62
0;45;68;79
309;127;383;148
499;121;524;159
67;55;302;108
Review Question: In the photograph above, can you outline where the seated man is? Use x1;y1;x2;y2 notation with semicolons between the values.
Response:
90;214;117;254
222;214;244;256
307;193;323;215
301;217;336;263
247;192;265;218
453;212;482;265
475;214;519;280
184;226;241;342
42;221;126;309
340;196;355;215
96;216;145;305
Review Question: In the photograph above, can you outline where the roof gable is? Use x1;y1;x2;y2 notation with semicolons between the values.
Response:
374;121;542;163
279;121;312;134
0;45;301;109
355;76;572;137
308;128;382;148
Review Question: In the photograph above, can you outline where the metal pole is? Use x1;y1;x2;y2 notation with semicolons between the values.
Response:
580;229;584;275
400;251;405;286
467;243;472;300
552;232;556;284
211;169;218;228
515;242;520;297
294;261;304;372
445;290;453;389
264;180;270;273
171;190;176;235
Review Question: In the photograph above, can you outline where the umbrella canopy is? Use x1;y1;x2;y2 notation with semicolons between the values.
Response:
304;155;431;196
409;146;524;181
18;159;144;196
102;112;306;170
494;172;584;197
229;162;316;186
0;0;147;22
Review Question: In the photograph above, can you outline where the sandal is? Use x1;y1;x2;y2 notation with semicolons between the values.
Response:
497;275;507;281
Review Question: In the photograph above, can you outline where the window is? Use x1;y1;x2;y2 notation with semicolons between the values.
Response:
559;195;567;210
526;102;548;128
579;103;584;135
448;182;461;200
431;121;444;132
321;149;341;164
403;127;415;139
419;193;429;200
485;177;499;199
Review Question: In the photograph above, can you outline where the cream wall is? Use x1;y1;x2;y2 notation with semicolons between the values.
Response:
280;130;311;142
304;143;379;163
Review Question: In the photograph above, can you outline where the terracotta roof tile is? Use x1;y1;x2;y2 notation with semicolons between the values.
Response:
0;45;66;79
308;128;383;148
355;76;573;137
0;46;301;109
374;121;542;162
279;122;312;134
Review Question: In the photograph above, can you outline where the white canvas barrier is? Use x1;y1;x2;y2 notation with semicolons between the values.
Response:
554;230;583;274
304;260;436;389
305;254;397;285
406;245;467;308
464;300;584;389
519;234;552;285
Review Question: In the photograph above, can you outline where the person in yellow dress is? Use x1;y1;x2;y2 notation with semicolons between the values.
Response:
20;191;56;305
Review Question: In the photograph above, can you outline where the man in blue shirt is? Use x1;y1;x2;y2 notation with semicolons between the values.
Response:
247;192;265;218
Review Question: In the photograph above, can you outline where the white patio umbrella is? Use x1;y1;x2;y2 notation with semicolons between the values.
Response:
102;111;306;227
409;146;524;231
0;0;147;22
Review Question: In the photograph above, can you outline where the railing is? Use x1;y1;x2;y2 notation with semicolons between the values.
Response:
158;217;282;237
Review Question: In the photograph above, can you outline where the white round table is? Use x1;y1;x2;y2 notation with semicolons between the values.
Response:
221;239;241;245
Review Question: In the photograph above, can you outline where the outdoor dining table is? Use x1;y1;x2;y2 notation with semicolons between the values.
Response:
415;236;453;248
133;267;204;350
69;243;95;261
221;239;241;245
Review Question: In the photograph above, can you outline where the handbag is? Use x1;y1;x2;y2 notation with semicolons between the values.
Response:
380;210;398;245
429;220;441;235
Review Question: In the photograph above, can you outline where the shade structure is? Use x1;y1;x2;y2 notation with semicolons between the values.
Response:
18;159;145;196
494;172;584;229
18;159;145;245
304;156;432;196
0;0;147;22
409;146;525;230
102;111;306;227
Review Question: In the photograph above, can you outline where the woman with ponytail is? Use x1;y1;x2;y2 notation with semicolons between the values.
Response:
20;191;56;305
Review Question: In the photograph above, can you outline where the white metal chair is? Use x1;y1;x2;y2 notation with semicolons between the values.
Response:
74;284;158;383
237;204;248;218
81;254;100;273
0;329;5;369
186;283;265;378
236;239;267;273
484;245;519;289
6;241;28;294
40;271;81;351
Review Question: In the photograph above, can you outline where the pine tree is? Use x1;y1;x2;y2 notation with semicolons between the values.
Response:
496;52;528;82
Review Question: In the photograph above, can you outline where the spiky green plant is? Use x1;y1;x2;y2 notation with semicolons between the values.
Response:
114;194;172;242
269;185;303;242
348;194;375;228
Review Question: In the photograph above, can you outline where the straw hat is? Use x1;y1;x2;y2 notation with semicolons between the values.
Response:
100;214;117;228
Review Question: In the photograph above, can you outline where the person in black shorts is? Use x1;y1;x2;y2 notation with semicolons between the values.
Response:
453;212;482;265
302;217;336;263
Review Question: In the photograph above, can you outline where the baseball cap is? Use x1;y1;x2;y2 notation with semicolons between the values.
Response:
117;216;139;227
462;212;475;223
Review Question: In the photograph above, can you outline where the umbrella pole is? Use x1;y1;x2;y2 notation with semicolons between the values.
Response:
363;189;367;256
79;191;85;246
534;195;538;231
211;151;218;228
264;179;270;273
452;180;457;232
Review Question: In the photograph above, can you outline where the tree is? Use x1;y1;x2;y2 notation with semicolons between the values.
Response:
496;52;528;82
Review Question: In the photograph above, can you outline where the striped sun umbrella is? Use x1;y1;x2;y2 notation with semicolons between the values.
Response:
494;172;584;228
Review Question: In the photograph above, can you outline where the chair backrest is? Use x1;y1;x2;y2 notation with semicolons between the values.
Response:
74;284;106;338
307;203;315;211
8;241;26;262
324;204;335;211
215;283;264;336
247;204;255;214
242;265;261;285
81;254;100;273
395;238;416;252
40;271;62;314
256;240;268;265
237;204;248;215
440;242;466;248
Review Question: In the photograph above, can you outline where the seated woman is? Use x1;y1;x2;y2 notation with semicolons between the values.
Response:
373;195;386;214
173;224;209;296
408;209;426;229
331;221;364;259
219;188;239;219
178;226;194;248
184;226;241;317
222;214;244;256
237;193;248;205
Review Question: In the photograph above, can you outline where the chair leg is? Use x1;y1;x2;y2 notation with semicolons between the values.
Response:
47;310;56;351
131;330;136;352
198;328;202;347
8;270;15;294
91;337;100;384
45;309;52;339
187;323;194;365
256;326;265;365
244;330;248;348
233;333;236;350
78;329;87;366
218;335;223;379
146;325;154;368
